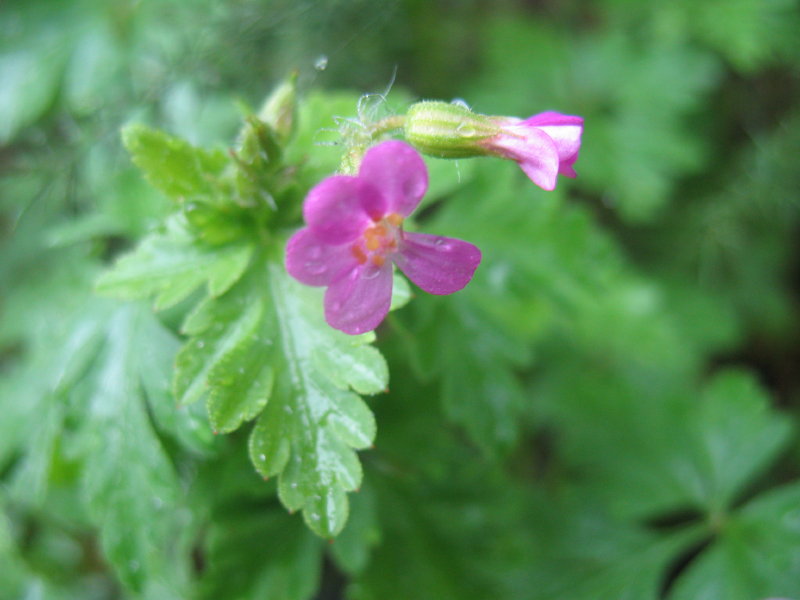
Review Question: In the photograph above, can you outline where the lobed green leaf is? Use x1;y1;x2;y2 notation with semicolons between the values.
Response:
121;124;229;202
95;217;253;310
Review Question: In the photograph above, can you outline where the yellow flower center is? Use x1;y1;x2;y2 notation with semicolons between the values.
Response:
352;212;403;267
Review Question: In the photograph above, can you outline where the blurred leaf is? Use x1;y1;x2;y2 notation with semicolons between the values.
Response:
677;0;800;72
540;365;791;520
573;33;720;221
330;482;380;575
200;509;322;600
523;507;704;600
428;296;529;455
137;303;217;454
470;18;720;221
0;496;27;598
77;303;195;597
345;478;505;600
690;371;793;508
65;18;124;114
670;482;800;599
0;27;67;143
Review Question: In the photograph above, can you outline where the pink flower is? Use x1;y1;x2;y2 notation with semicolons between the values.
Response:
286;140;481;335
483;112;583;191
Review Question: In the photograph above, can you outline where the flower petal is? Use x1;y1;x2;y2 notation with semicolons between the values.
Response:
558;153;579;178
304;176;386;244
324;263;394;335
358;140;428;217
394;232;481;295
285;228;359;286
523;111;584;128
523;112;583;164
491;127;560;190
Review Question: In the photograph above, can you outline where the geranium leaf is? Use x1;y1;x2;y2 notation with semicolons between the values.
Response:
121;124;229;201
173;250;384;537
669;482;800;600
95;217;253;310
249;258;381;537
75;303;198;596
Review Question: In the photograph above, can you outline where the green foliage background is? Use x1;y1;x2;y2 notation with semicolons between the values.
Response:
2;0;800;598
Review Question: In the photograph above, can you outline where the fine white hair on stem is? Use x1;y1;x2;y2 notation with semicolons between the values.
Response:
316;66;401;149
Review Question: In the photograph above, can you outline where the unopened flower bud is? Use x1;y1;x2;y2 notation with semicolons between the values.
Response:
405;101;584;191
404;101;501;159
258;71;298;144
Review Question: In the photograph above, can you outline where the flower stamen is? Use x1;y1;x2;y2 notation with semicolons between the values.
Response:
351;245;368;264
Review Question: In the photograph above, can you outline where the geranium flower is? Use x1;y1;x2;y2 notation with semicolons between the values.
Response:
483;112;583;191
286;140;481;335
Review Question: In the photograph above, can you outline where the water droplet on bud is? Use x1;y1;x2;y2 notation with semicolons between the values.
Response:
455;122;476;137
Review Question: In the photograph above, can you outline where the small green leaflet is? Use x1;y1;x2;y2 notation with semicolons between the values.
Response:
670;482;800;599
95;216;253;310
121;124;228;201
173;250;386;537
522;511;703;600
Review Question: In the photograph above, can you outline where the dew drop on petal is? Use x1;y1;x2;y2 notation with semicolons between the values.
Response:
310;513;321;521
290;482;298;489
362;268;381;280
258;454;266;461
305;262;327;275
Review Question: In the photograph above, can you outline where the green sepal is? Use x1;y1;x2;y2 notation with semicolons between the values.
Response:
404;101;500;159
